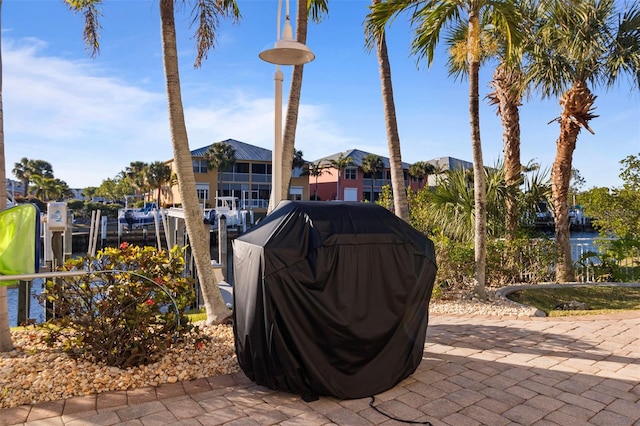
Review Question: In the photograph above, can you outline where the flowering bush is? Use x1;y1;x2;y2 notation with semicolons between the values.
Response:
41;243;200;368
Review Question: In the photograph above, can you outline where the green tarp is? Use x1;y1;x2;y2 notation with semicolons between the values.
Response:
0;204;41;285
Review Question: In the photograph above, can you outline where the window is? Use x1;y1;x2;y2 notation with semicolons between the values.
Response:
345;167;357;180
233;163;250;173
193;159;208;174
252;163;268;175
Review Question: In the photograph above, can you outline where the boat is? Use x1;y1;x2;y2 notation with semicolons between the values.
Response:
118;202;163;230
205;196;245;228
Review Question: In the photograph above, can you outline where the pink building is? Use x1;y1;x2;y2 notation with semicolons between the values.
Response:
310;149;421;202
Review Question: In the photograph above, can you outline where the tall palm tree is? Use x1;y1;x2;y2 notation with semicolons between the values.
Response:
308;160;331;200
280;0;328;206
361;153;384;202
146;161;172;207
527;0;640;282
0;0;14;352
367;0;522;297
66;0;240;324
366;0;410;222
328;152;354;200
204;142;236;198
409;160;436;189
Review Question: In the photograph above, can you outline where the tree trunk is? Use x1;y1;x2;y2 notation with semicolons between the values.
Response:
374;1;410;223
159;0;230;324
280;0;308;206
552;84;589;283
490;63;522;238
468;15;486;299
0;0;15;352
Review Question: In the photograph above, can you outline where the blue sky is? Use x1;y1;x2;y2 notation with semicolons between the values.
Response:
2;0;639;190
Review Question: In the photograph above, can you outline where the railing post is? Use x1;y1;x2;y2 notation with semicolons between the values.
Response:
17;280;31;326
47;231;64;321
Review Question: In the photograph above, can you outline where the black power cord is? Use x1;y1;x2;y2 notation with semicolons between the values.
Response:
369;396;433;425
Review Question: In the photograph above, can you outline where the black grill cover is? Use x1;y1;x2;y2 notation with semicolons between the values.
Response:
232;201;437;399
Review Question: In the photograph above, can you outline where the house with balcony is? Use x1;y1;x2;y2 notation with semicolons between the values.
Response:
310;150;473;202
164;138;309;212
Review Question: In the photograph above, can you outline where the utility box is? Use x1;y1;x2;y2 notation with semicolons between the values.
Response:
46;202;67;231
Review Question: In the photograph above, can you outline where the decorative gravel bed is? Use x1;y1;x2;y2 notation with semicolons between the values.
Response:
0;296;537;409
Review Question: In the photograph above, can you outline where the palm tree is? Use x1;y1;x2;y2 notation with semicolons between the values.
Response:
146;161;172;207
281;0;328;206
527;0;640;282
0;0;15;352
361;153;384;202
328;153;354;200
483;1;536;238
30;174;61;201
425;166;508;242
409;161;436;189
365;0;410;222
124;161;149;202
308;160;331;200
67;0;240;324
12;158;53;196
204;142;236;199
367;0;522;298
12;158;31;196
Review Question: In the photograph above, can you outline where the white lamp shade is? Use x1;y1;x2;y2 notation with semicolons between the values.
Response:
259;38;315;66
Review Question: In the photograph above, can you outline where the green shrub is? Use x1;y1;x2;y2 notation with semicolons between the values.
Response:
41;243;201;368
433;236;558;297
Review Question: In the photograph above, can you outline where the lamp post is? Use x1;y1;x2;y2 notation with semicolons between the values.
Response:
260;0;314;213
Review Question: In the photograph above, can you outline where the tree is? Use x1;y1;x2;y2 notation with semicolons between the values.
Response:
292;149;305;170
416;165;508;242
328;152;354;200
0;0;14;352
30;174;65;201
361;153;384;202
365;0;410;222
581;154;640;242
408;161;436;189
481;0;536;239
124;161;149;201
280;0;328;208
67;0;240;324
204;142;236;198
526;0;640;282
308;160;331;200
146;161;172;207
12;158;53;196
367;0;522;298
83;186;99;201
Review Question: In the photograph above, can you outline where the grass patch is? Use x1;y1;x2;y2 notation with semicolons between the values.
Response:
185;308;208;323
507;285;640;317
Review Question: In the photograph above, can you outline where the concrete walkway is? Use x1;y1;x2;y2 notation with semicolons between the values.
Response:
2;311;639;426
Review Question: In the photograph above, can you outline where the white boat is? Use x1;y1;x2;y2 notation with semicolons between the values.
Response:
118;203;163;230
205;196;245;228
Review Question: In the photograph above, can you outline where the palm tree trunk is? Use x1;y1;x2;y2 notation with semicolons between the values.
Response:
374;0;409;222
468;15;487;299
0;0;14;352
552;85;586;283
491;64;522;238
281;0;309;204
159;0;230;324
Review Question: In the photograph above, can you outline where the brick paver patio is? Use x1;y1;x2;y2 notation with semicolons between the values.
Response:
2;311;639;425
